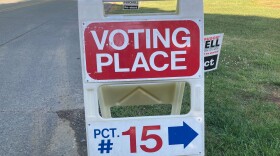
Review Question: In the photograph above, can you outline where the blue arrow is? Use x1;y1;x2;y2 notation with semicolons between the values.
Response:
168;122;198;148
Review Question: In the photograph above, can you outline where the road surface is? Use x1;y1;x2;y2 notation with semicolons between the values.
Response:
0;0;87;155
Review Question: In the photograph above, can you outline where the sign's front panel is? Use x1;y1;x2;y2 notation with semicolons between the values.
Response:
79;1;205;156
88;117;203;156
84;20;201;81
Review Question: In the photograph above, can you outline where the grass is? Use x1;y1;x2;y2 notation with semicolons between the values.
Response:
204;0;280;155
103;0;280;155
205;0;280;18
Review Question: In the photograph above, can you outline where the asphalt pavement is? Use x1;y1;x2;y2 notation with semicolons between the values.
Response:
0;0;87;155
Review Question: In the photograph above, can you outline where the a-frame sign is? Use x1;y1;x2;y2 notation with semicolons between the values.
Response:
78;0;204;155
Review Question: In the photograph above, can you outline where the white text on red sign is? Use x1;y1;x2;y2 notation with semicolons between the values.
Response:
84;20;201;80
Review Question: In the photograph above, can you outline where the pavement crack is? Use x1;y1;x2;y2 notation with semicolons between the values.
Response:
0;20;49;47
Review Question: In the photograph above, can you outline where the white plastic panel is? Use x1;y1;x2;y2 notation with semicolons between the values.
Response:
78;0;204;155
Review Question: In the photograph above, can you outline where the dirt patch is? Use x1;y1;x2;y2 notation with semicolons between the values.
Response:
255;0;280;9
268;90;280;107
56;109;87;156
268;94;280;107
263;82;280;107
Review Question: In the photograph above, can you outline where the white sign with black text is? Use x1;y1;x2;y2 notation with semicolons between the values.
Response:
204;33;224;72
123;1;139;10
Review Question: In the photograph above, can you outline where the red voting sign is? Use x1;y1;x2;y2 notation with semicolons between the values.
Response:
84;20;200;81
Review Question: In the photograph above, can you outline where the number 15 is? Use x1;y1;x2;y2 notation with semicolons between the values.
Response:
122;125;163;153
